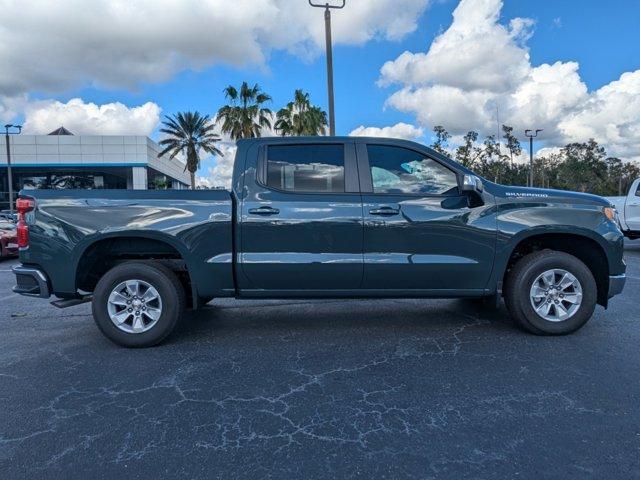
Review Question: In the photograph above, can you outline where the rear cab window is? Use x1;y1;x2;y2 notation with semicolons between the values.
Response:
266;144;345;193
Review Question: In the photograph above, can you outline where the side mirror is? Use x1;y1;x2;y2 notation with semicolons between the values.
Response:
461;174;483;194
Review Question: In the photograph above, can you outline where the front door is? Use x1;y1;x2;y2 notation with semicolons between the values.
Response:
239;142;363;293
357;142;496;293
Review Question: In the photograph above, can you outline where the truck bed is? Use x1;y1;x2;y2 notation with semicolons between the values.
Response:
19;189;234;300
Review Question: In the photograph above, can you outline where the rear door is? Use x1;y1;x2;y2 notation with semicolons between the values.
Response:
357;141;496;293
239;141;364;293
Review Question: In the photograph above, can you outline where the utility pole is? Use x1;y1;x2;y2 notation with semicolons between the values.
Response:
524;129;542;187
309;0;345;136
495;104;500;157
3;124;22;214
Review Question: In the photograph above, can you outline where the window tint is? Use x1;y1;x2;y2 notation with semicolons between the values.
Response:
635;183;640;197
267;144;345;193
367;145;458;195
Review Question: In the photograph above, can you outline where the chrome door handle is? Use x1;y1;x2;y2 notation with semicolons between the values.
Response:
248;206;280;215
369;207;400;216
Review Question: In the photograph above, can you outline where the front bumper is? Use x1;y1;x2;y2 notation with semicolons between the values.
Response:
12;265;51;298
608;274;626;298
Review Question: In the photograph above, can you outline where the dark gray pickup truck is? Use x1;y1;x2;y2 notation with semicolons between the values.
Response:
12;137;626;347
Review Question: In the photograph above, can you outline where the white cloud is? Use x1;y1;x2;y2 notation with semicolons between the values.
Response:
558;70;640;159
199;142;238;189
379;0;640;160
20;98;161;136
349;122;424;140
0;95;29;124
379;0;533;93
536;146;563;159
0;0;430;96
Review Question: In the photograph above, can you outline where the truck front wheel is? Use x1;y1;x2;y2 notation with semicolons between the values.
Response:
91;261;185;347
504;250;597;335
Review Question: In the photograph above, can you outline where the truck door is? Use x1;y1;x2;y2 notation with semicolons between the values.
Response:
357;142;496;293
625;180;640;231
239;141;363;293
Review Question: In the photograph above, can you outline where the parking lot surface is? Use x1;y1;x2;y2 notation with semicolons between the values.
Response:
1;245;639;479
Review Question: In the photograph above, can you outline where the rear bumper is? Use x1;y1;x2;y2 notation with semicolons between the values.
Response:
608;274;626;298
12;265;51;298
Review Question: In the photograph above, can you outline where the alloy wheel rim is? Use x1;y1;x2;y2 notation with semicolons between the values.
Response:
107;279;163;333
529;269;583;322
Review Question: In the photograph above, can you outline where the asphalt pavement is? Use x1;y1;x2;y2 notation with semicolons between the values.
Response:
1;245;639;479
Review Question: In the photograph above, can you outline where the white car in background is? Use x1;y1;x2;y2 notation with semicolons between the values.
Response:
607;178;640;240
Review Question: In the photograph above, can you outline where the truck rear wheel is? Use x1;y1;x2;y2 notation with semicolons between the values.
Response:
504;250;597;335
91;261;185;347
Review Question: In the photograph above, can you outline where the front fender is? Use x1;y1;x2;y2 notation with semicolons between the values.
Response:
487;201;625;292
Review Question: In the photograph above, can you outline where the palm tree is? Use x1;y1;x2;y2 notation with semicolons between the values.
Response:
158;111;222;190
216;82;272;140
275;89;328;136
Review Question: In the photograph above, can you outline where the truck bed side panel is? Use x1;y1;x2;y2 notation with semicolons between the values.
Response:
19;189;233;298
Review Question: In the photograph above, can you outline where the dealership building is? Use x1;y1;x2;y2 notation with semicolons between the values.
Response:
0;128;190;210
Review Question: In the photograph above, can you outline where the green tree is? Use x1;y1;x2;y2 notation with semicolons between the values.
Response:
216;82;272;140
275;89;328;136
152;177;169;190
555;140;609;194
533;139;640;195
502;125;522;164
430;125;451;154
474;135;511;183
158;111;222;190
434;124;637;194
454;131;479;168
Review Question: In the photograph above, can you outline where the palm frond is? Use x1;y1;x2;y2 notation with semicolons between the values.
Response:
158;111;223;189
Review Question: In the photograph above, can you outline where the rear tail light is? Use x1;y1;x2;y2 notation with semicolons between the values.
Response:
16;197;35;249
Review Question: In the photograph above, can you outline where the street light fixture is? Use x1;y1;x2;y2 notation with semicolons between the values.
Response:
308;0;346;136
4;123;22;215
524;129;542;187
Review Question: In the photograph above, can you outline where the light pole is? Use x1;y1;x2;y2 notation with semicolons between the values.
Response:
524;129;542;187
4;124;22;214
309;0;345;136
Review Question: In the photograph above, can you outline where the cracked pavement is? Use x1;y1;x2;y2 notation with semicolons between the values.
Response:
1;244;639;479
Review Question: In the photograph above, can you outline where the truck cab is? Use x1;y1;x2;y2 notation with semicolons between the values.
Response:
236;137;495;296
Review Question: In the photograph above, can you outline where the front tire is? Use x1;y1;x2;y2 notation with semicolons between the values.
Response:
92;261;185;347
504;250;597;335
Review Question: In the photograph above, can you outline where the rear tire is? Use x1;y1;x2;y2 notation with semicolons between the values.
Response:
92;261;185;347
504;250;597;335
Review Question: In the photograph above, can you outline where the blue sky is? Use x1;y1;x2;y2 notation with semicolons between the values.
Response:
1;0;639;182
54;0;640;129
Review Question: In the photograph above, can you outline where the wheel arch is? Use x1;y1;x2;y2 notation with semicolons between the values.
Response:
497;228;611;307
73;231;199;308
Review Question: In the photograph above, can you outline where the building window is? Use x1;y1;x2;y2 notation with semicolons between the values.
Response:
17;170;127;190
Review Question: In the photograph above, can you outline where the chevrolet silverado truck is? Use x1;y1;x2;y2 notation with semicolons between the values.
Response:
12;137;626;347
606;178;640;239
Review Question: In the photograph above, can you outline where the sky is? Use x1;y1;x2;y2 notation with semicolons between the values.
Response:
1;0;639;187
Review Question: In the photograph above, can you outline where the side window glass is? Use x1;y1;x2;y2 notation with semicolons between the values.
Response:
635;183;640;197
266;144;345;193
367;145;458;195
